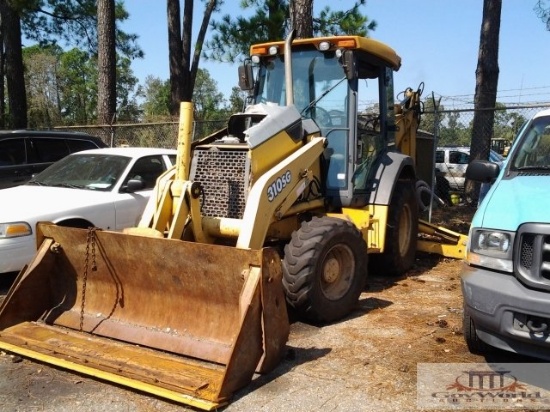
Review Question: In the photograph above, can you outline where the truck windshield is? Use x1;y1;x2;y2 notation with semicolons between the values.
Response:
511;115;550;170
254;49;349;129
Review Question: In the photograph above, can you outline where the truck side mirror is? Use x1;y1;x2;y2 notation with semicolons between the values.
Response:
238;62;254;91
466;160;500;183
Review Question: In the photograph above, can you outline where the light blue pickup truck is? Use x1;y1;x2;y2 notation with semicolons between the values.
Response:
461;108;550;359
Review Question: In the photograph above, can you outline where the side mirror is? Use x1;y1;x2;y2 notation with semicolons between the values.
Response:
466;160;500;183
238;62;254;91
339;49;356;80
122;179;145;193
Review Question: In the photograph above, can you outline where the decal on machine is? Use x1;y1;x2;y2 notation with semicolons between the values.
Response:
267;170;292;202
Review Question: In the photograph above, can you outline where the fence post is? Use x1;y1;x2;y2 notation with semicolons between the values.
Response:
428;93;442;223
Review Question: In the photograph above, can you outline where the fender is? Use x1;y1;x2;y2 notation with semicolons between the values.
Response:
366;151;416;206
349;152;416;208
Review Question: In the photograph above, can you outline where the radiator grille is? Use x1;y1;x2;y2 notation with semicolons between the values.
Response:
516;224;550;290
190;148;248;219
520;234;535;269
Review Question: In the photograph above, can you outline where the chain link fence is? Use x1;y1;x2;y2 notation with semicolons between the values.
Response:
419;103;550;206
423;103;550;154
54;103;550;156
54;120;227;148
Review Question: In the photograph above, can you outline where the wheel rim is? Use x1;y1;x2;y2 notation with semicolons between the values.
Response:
320;244;355;300
398;203;412;257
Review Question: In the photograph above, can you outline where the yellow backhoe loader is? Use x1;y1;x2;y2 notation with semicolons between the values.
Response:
0;32;466;410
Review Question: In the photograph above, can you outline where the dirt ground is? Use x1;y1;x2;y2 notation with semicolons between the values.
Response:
0;205;540;412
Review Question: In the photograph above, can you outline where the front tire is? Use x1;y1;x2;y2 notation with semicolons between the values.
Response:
282;216;368;323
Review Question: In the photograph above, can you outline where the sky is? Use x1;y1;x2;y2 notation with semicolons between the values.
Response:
120;0;550;108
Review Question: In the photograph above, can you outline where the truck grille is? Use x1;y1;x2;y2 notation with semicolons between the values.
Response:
190;148;249;219
516;223;550;291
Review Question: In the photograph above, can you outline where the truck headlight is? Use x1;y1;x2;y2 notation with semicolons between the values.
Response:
0;222;32;238
467;228;514;272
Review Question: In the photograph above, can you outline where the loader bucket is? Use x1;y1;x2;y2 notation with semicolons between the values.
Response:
0;223;289;410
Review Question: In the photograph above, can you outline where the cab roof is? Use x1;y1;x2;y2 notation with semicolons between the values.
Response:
250;35;401;71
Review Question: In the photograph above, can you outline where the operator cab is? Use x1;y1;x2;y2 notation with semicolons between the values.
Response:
240;36;401;208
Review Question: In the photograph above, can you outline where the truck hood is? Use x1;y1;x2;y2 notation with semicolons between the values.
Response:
474;174;549;231
0;185;113;223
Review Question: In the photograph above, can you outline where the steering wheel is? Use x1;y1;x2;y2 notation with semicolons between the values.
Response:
304;106;332;127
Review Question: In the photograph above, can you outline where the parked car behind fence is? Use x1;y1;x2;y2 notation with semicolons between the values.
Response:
435;146;504;192
0;130;108;190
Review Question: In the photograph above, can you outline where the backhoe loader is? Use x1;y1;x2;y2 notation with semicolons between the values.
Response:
0;32;466;410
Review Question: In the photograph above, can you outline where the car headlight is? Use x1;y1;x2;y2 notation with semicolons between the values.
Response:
467;228;514;272
0;222;32;238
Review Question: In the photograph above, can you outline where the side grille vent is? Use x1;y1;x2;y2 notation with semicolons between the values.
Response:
190;148;249;219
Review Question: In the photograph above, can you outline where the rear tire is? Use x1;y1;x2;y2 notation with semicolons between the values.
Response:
463;311;493;355
282;216;368;323
370;180;418;276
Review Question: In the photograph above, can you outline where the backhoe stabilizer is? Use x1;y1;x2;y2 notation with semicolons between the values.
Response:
0;223;289;410
417;219;468;259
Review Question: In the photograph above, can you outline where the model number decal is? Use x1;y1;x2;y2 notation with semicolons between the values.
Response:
267;170;292;202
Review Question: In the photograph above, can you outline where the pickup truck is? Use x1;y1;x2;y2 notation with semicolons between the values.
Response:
461;108;550;360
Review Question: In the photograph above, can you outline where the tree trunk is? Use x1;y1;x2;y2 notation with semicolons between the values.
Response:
290;0;313;38
97;0;117;125
0;1;27;128
189;0;217;101
467;0;501;203
181;0;193;101
167;0;183;115
168;0;218;113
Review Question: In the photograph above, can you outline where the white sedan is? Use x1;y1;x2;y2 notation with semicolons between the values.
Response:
0;147;177;275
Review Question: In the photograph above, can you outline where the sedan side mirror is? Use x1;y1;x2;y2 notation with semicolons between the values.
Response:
121;179;145;193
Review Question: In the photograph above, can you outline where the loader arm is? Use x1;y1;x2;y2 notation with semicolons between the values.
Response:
130;102;197;240
237;136;326;249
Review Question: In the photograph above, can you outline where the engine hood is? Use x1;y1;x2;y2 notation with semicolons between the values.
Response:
474;174;550;231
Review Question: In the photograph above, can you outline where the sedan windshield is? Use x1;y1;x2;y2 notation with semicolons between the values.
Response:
29;154;131;191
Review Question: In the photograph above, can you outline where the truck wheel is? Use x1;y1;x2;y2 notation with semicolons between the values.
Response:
463;311;493;354
282;216;368;323
371;180;418;276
